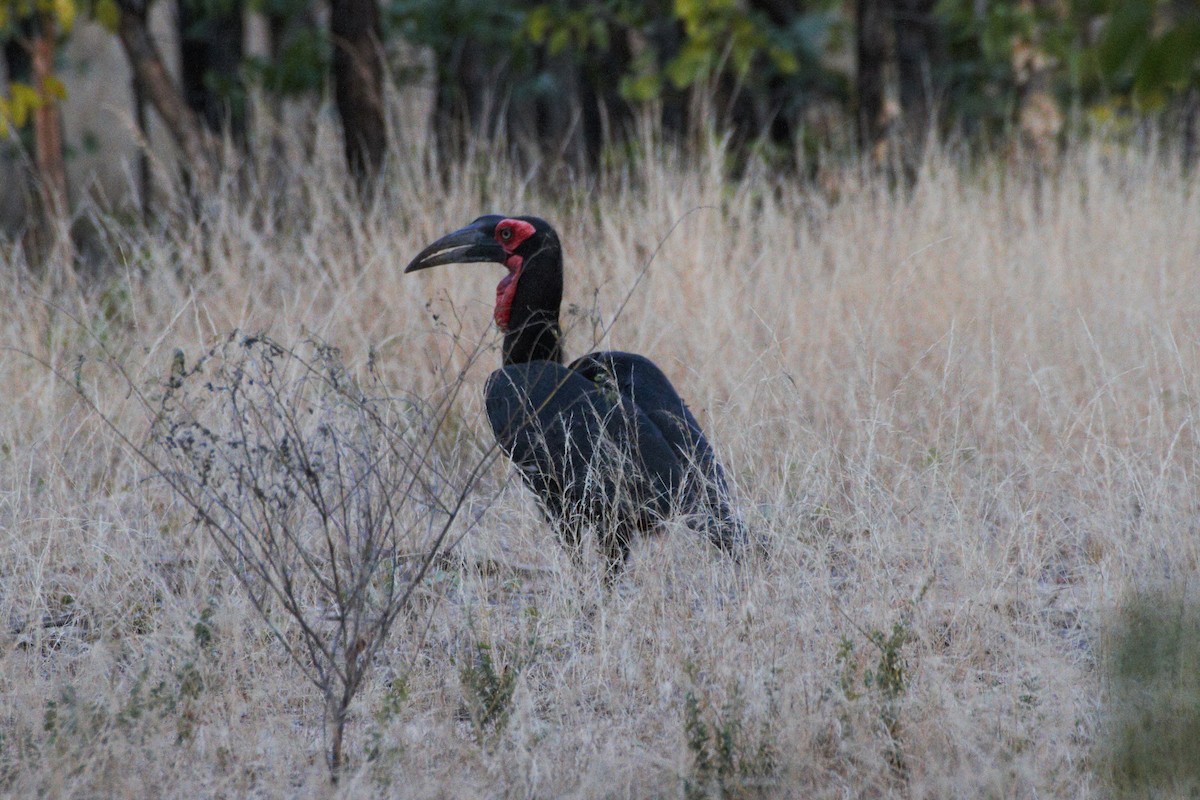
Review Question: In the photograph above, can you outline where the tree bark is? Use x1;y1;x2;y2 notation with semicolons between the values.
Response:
856;0;891;155
30;23;67;212
177;0;245;141
116;0;218;190
329;0;386;187
132;68;152;222
579;24;632;165
31;20;68;222
894;0;940;164
18;14;75;278
748;0;801;150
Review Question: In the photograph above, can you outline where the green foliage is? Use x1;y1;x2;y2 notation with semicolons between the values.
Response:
835;620;912;780
0;0;86;136
1101;589;1200;796
30;609;220;773
668;0;795;88
388;0;528;65
535;0;839;102
244;31;328;95
364;675;410;778
1092;0;1200;109
0;0;76;34
681;662;778;799
939;0;1200;134
938;0;1070;132
456;615;539;748
244;0;329;95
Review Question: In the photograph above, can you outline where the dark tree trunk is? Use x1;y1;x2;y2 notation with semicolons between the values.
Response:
533;49;586;169
4;32;32;86
433;33;510;166
177;0;245;140
579;24;632;164
116;0;218;189
747;0;802;151
30;17;68;224
1184;87;1199;174
856;0;891;155
646;4;688;139
329;0;386;187
132;67;152;222
893;0;939;149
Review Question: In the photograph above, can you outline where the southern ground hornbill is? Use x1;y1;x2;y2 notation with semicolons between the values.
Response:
405;215;746;577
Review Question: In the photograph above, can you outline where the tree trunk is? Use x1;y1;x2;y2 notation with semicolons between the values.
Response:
329;0;386;188
856;0;891;157
434;35;501;162
748;0;800;149
1184;87;1199;173
132;69;152;222
116;0;218;190
894;0;939;160
31;22;67;218
177;0;245;141
579;23;632;165
29;15;74;277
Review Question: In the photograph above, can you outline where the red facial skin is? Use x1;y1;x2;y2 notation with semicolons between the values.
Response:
493;219;536;330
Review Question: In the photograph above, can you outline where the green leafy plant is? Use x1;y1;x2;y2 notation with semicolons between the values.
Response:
1101;588;1200;797
456;612;539;748
835;619;912;781
681;663;777;799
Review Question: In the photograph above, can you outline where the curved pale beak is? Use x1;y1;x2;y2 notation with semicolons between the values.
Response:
404;224;506;273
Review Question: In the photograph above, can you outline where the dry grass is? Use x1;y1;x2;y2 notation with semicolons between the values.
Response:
2;119;1199;797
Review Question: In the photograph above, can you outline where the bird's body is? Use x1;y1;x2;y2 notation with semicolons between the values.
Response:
406;215;745;576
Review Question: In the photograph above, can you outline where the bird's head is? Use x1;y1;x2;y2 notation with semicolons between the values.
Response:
404;215;562;331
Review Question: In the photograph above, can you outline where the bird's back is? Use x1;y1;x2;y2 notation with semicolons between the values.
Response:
485;351;746;554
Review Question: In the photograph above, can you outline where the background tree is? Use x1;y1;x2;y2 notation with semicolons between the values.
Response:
5;0;1200;249
113;0;218;188
330;0;385;186
1;0;72;268
177;0;246;141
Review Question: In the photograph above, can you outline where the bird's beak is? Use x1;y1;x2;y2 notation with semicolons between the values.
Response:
404;224;506;273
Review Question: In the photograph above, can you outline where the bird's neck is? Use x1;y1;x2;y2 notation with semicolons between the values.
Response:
503;310;563;365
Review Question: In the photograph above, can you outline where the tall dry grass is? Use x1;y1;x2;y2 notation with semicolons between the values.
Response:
1;116;1199;797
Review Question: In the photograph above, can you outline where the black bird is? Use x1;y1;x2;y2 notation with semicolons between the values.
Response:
406;215;746;576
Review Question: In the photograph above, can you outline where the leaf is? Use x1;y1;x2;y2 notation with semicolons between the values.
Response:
93;0;120;32
547;26;569;56
526;5;550;44
589;18;608;51
1134;21;1200;97
53;0;75;31
619;73;659;102
1096;0;1152;79
769;45;798;76
666;39;713;89
42;74;67;101
10;82;43;127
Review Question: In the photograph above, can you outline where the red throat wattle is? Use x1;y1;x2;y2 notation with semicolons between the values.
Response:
492;219;536;330
494;254;523;330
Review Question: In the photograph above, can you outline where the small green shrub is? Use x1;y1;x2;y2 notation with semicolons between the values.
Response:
681;664;777;799
456;613;540;748
1101;589;1200;797
835;619;912;781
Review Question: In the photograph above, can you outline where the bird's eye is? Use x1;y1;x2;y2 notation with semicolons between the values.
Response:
499;228;513;241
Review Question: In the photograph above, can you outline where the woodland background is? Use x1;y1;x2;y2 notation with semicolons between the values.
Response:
2;0;1200;254
2;1;1200;797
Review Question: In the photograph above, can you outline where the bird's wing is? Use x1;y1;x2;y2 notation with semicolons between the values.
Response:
484;360;679;528
568;351;715;476
569;351;746;551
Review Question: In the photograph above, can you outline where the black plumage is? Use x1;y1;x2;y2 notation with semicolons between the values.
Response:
406;215;745;576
